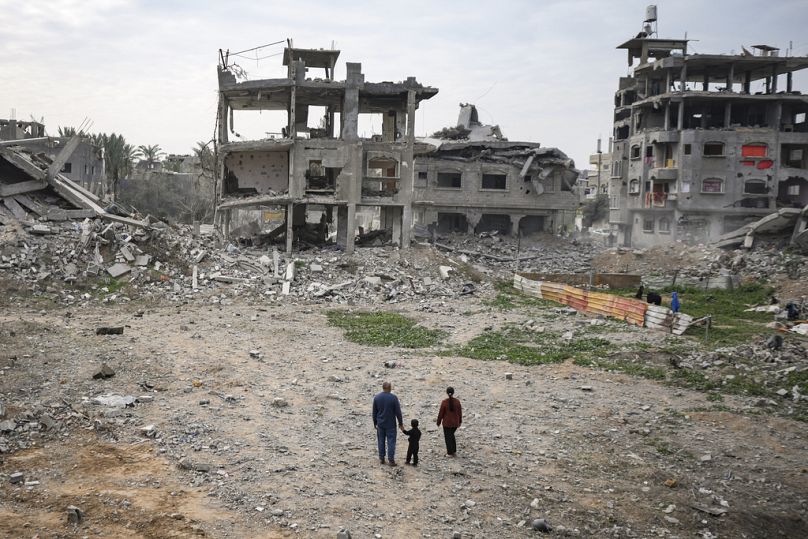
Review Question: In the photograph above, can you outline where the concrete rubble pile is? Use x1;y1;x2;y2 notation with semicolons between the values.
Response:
595;241;807;290
432;231;596;276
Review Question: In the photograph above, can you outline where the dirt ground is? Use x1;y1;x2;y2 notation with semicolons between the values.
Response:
1;291;807;538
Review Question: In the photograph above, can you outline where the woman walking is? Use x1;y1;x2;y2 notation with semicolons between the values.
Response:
437;386;462;456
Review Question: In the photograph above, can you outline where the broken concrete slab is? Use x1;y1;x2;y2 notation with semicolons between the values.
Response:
106;263;132;278
134;254;151;267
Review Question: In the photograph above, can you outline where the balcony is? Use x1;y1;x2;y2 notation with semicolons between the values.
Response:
649;167;678;181
645;192;668;208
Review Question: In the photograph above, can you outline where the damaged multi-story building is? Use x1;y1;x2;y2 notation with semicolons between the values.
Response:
0;119;104;193
413;104;579;236
608;6;808;248
214;43;437;253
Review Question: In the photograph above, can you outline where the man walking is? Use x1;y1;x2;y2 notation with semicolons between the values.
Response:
372;381;404;466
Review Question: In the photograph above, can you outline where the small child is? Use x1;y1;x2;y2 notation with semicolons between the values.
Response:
402;419;421;466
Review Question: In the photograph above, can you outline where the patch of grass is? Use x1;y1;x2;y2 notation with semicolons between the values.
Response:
447;325;613;366
668;283;776;348
574;357;666;380
326;310;446;348
669;369;721;392
651;438;673;455
706;392;724;402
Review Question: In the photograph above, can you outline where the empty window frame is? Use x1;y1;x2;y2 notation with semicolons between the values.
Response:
743;179;767;194
684;144;692;155
61;162;72;173
611;160;623;177
366;156;399;178
642;218;654;233
787;184;801;196
701;177;724;193
415;170;428;187
630;145;641;159
659;217;671;233
481;173;507;190
437;171;462;188
629;179;640;194
703;142;725;156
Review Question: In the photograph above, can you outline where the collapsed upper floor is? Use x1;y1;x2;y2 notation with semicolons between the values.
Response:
216;44;438;147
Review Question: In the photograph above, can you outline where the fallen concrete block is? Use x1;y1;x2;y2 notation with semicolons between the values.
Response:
119;244;135;262
66;505;83;525
439;265;453;280
106;262;132;278
134;254;151;267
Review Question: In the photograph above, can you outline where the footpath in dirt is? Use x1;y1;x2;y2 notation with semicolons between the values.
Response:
1;283;807;538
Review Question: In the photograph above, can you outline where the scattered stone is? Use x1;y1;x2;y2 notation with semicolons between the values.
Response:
505;372;514;380
464;499;476;508
10;472;24;484
66;505;83;525
452;532;462;539
700;454;712;462
136;395;154;403
531;518;552;533
96;326;124;335
384;360;397;369
665;478;678;488
179;458;211;472
199;399;210;406
140;424;158;437
310;263;324;273
91;395;136;408
776;388;789;397
664;515;680;524
92;362;116;379
663;504;676;513
336;530;352;539
439;266;453;280
0;402;5;419
530;497;540;509
271;398;289;408
39;414;56;430
249;350;262;359
580;386;593;391
766;334;784;350
0;420;15;433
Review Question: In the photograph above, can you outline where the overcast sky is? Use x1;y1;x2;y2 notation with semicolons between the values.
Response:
2;0;807;168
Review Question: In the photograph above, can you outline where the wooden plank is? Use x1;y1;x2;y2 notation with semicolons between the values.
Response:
0;179;47;197
2;197;28;220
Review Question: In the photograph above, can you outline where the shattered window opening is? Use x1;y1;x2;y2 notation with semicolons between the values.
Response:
743;179;767;195
481;173;507;190
436;172;462;189
703;142;725;157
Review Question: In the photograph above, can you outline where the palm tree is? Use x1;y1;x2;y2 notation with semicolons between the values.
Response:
58;126;81;137
137;144;165;169
193;141;215;175
100;134;140;199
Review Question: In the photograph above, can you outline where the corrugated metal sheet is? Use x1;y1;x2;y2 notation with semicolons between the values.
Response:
513;273;689;333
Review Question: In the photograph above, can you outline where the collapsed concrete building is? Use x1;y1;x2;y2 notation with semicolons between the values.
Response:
0;119;104;192
214;43;437;253
608;7;808;248
413;104;579;236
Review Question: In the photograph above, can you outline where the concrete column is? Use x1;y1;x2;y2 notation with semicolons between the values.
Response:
665;70;671;93
787;71;793;93
744;71;751;94
466;211;482;234
702;73;709;91
724;102;732;128
401;204;412;247
285;203;295;254
336;204;356;254
664;102;670;130
677;101;684;129
680;63;687;92
217;95;229;144
510;215;525;237
341;63;361;142
727;63;735;92
771;66;778;94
